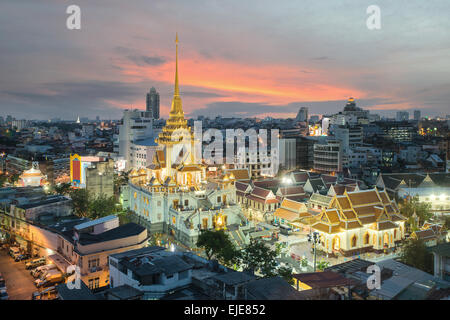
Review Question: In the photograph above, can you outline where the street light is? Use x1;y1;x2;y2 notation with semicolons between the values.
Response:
307;231;320;272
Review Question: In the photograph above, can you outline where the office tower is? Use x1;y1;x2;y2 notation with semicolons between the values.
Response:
146;87;160;119
295;107;308;122
396;111;409;121
414;110;421;121
118;109;154;170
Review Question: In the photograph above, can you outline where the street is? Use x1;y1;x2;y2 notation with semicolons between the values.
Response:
0;248;36;300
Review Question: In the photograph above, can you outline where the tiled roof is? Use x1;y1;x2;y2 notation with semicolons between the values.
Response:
250;186;271;199
336;196;352;210
225;169;250;181
412;229;436;240
292;172;309;184
281;198;304;212
372;221;398;231
347;189;380;206
235;181;250;192
274;208;299;222
277;186;305;196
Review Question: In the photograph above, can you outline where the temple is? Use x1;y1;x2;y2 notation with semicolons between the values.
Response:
125;35;250;248
310;188;407;256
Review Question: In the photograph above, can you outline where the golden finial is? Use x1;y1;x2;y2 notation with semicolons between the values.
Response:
174;33;180;97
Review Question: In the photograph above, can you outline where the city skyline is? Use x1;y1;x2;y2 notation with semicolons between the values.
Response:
1;1;450;120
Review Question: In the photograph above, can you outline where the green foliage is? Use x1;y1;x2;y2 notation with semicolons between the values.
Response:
399;196;433;230
399;238;433;274
117;210;132;225
443;216;450;230
0;175;7;187
69;188;90;217
317;260;330;271
114;171;129;196
54;182;72;195
89;194;121;219
196;230;240;266
300;258;308;268
240;239;278;277
277;266;294;285
69;188;121;219
8;173;20;184
274;242;287;256
148;233;165;246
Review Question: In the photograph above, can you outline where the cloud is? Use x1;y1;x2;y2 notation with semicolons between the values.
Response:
126;55;167;66
0;80;146;119
188;98;397;118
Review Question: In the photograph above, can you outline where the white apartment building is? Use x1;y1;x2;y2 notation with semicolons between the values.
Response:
313;139;343;174
118;109;154;170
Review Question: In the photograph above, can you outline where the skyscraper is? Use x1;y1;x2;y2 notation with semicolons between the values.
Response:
413;110;421;121
146;87;160;119
396;111;409;121
295;107;308;122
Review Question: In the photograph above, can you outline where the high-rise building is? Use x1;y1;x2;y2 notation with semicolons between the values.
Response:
313;139;343;174
396;111;409;121
118;109;154;170
295;107;308;122
146;87;160;119
413;110;421;121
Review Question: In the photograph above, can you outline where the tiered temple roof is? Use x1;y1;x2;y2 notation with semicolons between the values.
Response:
311;188;406;234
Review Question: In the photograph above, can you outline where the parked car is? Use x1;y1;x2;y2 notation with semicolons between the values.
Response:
8;246;20;258
31;264;56;278
15;253;31;262
32;286;57;300
0;276;6;290
35;270;63;288
0;289;8;300
26;257;47;270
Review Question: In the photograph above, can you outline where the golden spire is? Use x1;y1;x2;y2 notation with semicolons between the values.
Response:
156;33;191;146
170;33;183;116
174;33;179;97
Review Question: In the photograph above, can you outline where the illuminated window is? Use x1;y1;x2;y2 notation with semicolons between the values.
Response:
134;192;137;199
172;216;176;225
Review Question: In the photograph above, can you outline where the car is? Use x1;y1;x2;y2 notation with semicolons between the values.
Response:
0;277;5;290
26;257;47;270
8;246;20;258
15;253;31;262
32;286;57;300
0;289;8;300
35;270;63;288
31;264;56;278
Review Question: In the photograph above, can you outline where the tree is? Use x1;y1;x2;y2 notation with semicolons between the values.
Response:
149;233;165;246
0;175;7;188
443;216;450;230
399;196;433;231
54;182;72;195
399;238;433;274
240;239;278;277
277;266;294;285
8;173;19;185
317;260;330;271
89;194;120;219
69;188;90;217
114;171;129;197
196;230;240;267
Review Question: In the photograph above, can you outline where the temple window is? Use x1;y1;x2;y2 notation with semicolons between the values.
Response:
351;235;357;247
364;233;370;245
